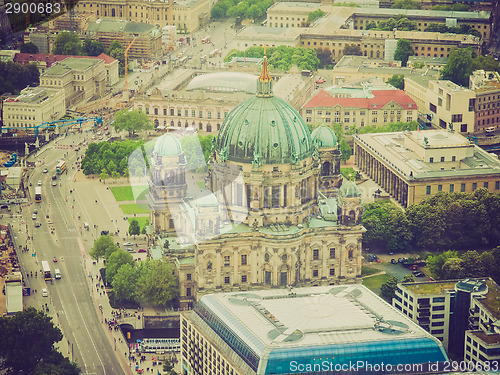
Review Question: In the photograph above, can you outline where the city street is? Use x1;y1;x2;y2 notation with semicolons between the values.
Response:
15;128;131;375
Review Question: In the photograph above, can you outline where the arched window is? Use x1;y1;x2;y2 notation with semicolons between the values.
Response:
322;162;331;176
154;119;159;127
111;8;115;17
348;249;354;259
207;124;212;132
170;120;174;126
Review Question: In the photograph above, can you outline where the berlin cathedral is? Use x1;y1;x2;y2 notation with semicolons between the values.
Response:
146;57;365;308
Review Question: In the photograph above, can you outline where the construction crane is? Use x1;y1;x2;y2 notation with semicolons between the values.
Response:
168;0;175;52
0;117;102;141
124;38;137;92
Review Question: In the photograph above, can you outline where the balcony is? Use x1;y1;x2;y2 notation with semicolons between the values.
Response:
418;317;430;325
417;309;430;317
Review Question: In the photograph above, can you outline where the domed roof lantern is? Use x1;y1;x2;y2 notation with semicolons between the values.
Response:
257;46;272;98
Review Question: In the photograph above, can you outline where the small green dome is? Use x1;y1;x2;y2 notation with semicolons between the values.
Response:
339;180;361;198
153;134;183;157
311;125;337;148
216;96;313;165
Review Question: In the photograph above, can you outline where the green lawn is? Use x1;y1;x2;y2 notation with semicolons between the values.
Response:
362;273;391;292
361;266;380;277
120;203;150;214
110;185;148;201
196;181;205;189
128;217;150;231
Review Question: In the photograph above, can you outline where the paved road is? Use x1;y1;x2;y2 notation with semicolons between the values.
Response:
17;128;130;375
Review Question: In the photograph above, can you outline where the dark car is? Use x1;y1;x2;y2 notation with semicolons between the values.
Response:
52;175;57;180
100;230;110;235
391;259;397;264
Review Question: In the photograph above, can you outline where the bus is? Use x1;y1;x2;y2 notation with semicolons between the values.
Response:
35;187;42;203
139;338;180;353
56;160;66;174
42;261;51;281
201;36;210;44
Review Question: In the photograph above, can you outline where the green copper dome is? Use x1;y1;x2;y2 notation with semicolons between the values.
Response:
216;96;313;165
339;180;361;198
312;125;337;148
153;134;183;157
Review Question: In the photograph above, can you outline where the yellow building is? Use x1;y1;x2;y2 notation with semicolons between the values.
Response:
354;129;500;207
345;8;492;43
266;1;321;28
74;0;210;32
2;88;65;132
298;28;481;63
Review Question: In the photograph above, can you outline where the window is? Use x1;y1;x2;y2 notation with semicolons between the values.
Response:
187;273;191;281
224;255;230;267
241;275;247;283
431;329;444;334
224;276;230;284
432;305;445;311
432;321;445;327
433;297;445;303
430;103;437;113
461;183;466;192
438;185;442;192
484;182;489;189
430;157;434;163
496;181;500;190
472;182;477;191
449;184;454;193
452;156;456;162
313;270;319;277
241;254;247;266
186;287;191;297
192;110;196;117
451;114;463;122
330;268;335;276
170;109;174;116
440;157;444;162
330;248;335;259
199;110;203;118
426;186;431;195
433;314;445;319
313;249;319;260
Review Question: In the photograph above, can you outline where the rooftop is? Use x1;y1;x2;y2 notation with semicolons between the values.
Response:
192;285;447;372
86;19;157;34
476;279;500;321
13;52;116;67
43;57;100;76
402;281;457;295
469;331;500;345
355;130;500;180
350;7;490;20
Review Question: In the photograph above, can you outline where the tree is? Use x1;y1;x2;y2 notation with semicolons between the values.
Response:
100;170;109;183
440;47;477;87
112;263;139;302
0;61;40;96
0;308;77;374
90;235;119;261
32;350;80;375
393;39;414;67
308;9;325;23
111;171;121;183
339;138;352;163
135;261;179;306
387;74;405;90
106;249;135;283
380;276;398;301
129;219;140;239
245;4;261;20
391;0;420;9
113;109;153;137
343;44;362;56
163;359;178;375
108;40;124;53
402;274;415;283
110;48;125;75
52;31;83;55
316;48;333;68
83;38;106;56
441;258;465;279
19;42;39;53
461;250;485;278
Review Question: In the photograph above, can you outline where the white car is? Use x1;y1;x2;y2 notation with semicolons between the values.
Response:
37;180;42;186
123;242;134;247
43;168;48;173
42;289;48;297
32;213;36;220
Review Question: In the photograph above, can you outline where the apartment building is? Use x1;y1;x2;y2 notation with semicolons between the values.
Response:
396;278;500;363
344;8;492;43
354;130;500;207
74;0;210;32
301;83;417;130
405;70;500;134
2;87;65;132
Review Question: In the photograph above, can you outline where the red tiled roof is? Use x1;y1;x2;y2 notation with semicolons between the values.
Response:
13;53;117;67
303;88;417;110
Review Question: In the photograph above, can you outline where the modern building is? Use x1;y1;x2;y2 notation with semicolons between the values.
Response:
13;52;119;86
39;57;106;109
146;58;364;308
344;8;492;43
181;285;449;375
301;82;417;130
2;87;65;132
354;129;500;207
395;278;500;363
405;70;500;134
74;0;210;32
83;20;162;58
298;28;481;63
